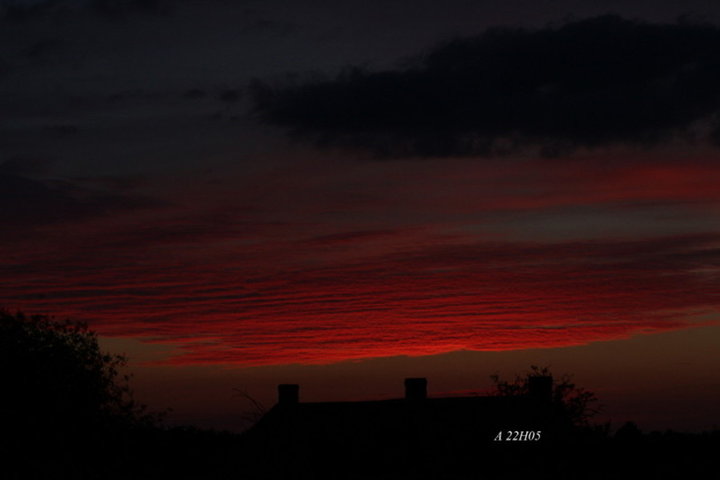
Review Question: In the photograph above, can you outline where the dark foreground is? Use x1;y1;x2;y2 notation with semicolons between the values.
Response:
2;312;716;479
3;424;719;480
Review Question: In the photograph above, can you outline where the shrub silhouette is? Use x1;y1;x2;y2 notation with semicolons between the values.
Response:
0;309;156;426
0;310;159;477
490;365;600;427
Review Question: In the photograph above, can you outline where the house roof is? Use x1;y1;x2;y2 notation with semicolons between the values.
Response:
238;377;572;479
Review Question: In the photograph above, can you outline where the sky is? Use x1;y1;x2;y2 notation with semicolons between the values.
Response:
2;0;720;432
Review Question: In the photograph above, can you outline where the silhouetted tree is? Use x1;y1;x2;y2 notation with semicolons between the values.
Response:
0;309;161;476
490;365;600;427
0;310;157;427
233;387;267;430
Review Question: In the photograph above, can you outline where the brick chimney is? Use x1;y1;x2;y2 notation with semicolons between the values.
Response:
277;384;299;405
528;376;553;403
404;378;427;400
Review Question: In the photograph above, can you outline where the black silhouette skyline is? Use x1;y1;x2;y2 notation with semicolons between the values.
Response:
3;310;718;479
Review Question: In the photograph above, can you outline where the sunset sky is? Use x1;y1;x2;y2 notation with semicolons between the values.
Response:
2;0;720;432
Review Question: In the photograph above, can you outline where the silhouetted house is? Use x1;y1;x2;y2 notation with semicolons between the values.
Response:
240;376;573;479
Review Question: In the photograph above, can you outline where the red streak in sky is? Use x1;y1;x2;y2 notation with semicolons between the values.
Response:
2;230;717;365
2;157;719;366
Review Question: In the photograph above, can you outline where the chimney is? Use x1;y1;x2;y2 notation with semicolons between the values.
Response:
404;378;427;400
528;376;553;403
277;384;299;405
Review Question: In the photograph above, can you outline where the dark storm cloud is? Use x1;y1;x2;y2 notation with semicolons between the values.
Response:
252;15;720;157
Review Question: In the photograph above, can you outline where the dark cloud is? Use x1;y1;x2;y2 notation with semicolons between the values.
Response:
252;15;720;157
0;1;58;23
0;172;154;225
302;229;399;246
42;124;79;135
218;89;241;104
183;88;206;99
0;156;55;175
0;0;169;22
240;18;298;37
87;0;167;18
22;38;63;58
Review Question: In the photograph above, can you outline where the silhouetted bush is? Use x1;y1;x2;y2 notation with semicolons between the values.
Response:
0;310;161;478
490;365;600;427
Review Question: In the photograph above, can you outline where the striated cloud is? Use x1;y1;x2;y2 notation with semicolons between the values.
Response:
2;156;720;366
3;227;718;365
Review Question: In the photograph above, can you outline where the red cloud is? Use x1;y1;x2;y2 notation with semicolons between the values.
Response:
3;229;717;365
2;156;720;366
